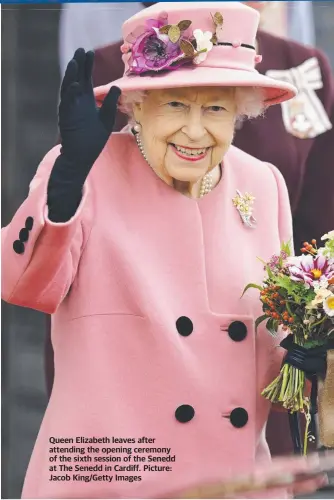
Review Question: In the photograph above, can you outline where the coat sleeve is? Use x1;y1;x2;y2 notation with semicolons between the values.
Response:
293;49;334;249
1;146;93;314
268;163;294;256
267;163;295;410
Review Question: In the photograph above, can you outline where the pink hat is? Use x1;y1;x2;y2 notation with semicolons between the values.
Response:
94;1;297;106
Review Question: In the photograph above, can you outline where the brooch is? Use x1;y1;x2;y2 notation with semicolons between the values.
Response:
232;190;257;228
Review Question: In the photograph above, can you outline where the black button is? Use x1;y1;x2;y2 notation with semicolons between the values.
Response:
13;240;25;254
176;316;193;337
19;228;29;242
230;408;248;428
175;405;195;423
25;217;34;231
228;321;247;342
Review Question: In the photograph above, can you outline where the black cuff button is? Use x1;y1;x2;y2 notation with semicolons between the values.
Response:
25;217;34;231
19;228;29;242
13;240;25;254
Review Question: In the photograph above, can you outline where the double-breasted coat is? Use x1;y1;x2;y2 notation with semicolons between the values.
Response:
2;133;293;498
82;29;334;458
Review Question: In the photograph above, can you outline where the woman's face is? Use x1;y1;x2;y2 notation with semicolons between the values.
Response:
133;87;237;184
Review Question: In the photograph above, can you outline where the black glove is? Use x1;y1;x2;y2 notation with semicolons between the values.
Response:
58;48;120;171
280;334;333;380
280;334;334;448
47;48;121;222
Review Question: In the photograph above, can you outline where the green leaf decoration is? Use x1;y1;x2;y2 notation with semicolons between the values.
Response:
179;39;195;57
211;33;218;45
159;25;171;35
178;20;192;31
168;25;181;43
213;12;224;26
255;314;269;333
196;48;208;56
240;283;263;298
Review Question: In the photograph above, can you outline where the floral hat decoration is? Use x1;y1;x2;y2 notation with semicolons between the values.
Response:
121;11;223;73
94;2;297;106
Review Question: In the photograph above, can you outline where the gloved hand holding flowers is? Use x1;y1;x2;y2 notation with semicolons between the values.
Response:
243;230;334;453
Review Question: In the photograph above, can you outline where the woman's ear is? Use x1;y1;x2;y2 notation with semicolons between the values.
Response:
133;102;143;124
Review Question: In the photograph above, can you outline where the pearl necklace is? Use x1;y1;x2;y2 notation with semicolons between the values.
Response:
134;132;213;198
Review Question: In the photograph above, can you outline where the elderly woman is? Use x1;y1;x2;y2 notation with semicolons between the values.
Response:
2;2;332;499
44;2;334;463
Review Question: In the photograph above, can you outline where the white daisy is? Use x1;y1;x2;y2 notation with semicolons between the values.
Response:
314;277;329;292
310;288;332;308
193;29;213;64
323;293;334;317
321;230;334;242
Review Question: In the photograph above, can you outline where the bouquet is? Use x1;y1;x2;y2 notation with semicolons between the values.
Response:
243;231;334;454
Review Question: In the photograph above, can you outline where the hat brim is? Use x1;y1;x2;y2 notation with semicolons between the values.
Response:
94;66;297;107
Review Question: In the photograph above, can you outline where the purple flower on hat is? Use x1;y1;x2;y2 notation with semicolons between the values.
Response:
126;15;186;74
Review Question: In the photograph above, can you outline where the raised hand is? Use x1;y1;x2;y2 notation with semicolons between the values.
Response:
58;48;121;170
47;49;121;222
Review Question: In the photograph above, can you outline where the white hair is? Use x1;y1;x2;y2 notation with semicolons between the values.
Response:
118;87;266;125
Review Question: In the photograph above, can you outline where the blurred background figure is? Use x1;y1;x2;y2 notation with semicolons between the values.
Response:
2;2;334;499
59;2;142;76
287;0;316;45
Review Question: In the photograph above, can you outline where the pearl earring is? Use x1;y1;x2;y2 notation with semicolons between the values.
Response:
133;122;142;134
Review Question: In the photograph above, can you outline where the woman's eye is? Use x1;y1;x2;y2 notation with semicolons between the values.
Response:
167;101;185;108
207;106;226;112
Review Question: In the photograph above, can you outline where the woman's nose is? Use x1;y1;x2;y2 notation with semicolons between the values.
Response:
181;110;206;142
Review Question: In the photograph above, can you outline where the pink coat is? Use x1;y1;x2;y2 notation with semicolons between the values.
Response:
2;133;293;499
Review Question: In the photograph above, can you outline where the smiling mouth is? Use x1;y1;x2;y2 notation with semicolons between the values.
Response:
170;143;210;160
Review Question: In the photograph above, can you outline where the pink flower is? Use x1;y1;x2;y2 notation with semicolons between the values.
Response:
126;15;185;75
287;254;334;286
